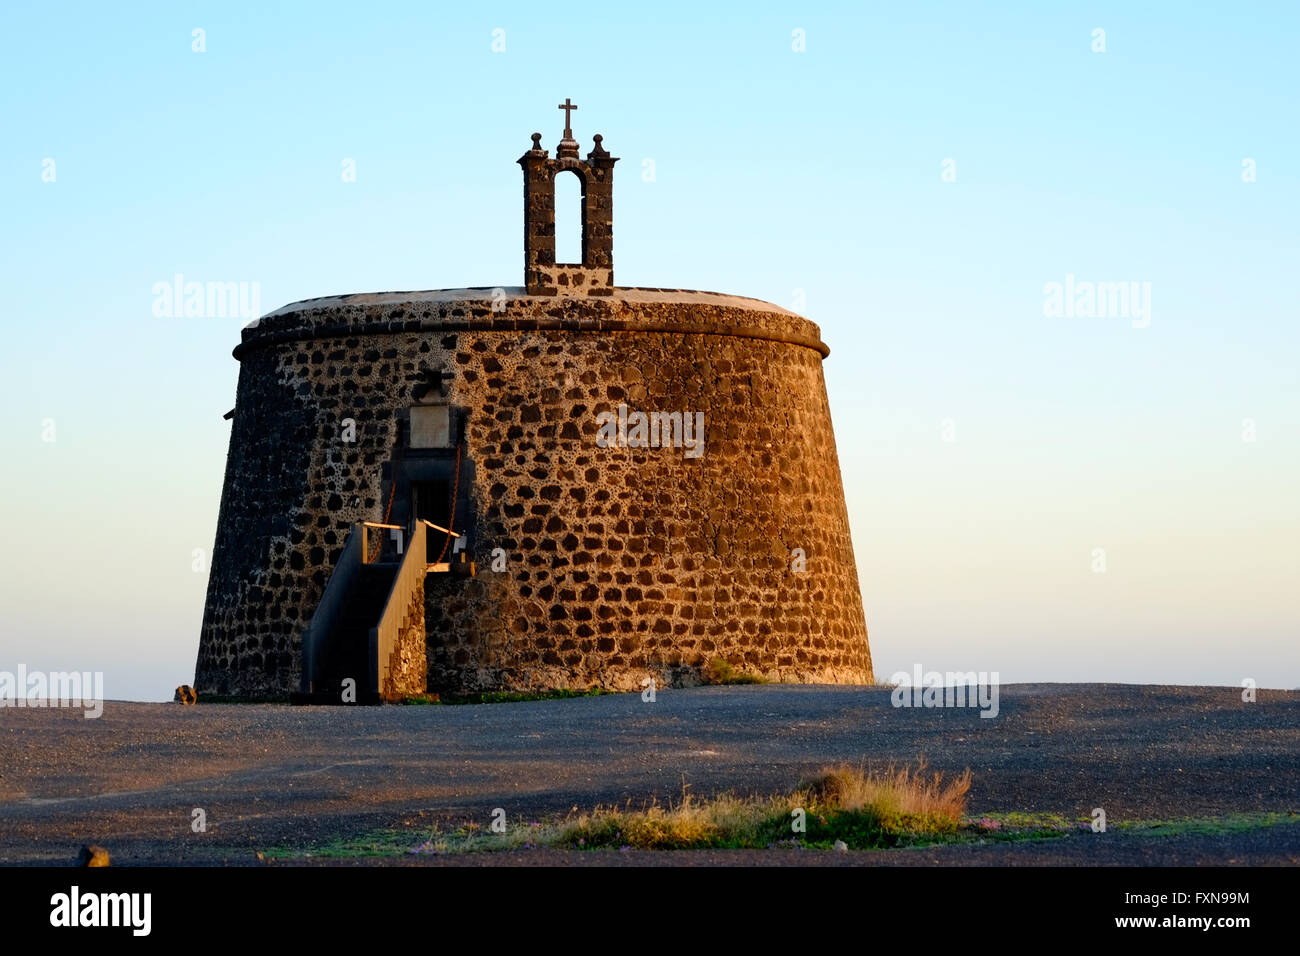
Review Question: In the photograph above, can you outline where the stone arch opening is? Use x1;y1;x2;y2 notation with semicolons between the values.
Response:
554;169;585;265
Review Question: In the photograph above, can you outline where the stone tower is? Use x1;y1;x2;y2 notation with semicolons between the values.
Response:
194;103;872;699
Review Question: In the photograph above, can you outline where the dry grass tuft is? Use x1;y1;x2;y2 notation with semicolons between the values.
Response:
391;761;975;855
550;794;769;849
544;761;971;850
798;761;972;834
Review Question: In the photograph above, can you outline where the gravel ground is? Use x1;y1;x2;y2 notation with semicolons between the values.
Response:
0;683;1296;865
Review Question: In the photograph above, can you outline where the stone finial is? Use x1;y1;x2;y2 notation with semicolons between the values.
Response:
529;132;543;152
589;134;609;159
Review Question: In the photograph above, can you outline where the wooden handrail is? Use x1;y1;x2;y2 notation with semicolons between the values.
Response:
362;521;402;530
418;519;460;538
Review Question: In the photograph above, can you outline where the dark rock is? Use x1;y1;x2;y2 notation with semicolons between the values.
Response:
76;845;110;867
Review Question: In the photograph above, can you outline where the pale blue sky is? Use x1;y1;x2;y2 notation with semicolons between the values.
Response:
1;1;1296;700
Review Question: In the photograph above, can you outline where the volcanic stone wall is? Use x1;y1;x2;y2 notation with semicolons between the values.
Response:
384;577;427;700
194;288;871;697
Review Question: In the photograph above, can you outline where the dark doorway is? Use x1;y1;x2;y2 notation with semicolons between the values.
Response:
412;480;451;562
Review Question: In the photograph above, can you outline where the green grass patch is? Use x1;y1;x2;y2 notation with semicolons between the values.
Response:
199;689;612;707
263;829;425;860
701;658;768;685
1114;811;1297;837
265;762;978;857
258;769;1299;861
263;808;1299;861
439;687;611;705
958;810;1300;844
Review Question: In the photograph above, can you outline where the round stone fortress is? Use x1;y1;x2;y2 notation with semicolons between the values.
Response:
194;106;871;699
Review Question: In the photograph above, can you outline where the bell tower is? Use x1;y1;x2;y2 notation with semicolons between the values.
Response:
518;99;619;296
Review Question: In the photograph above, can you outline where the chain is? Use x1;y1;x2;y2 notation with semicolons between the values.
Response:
434;442;462;565
369;478;397;562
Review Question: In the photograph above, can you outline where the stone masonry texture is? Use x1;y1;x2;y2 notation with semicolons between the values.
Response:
384;577;427;701
194;288;872;697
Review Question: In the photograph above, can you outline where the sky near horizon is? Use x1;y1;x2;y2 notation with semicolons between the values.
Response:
1;2;1296;700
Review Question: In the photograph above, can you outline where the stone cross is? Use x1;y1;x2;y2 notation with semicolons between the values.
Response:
557;98;578;138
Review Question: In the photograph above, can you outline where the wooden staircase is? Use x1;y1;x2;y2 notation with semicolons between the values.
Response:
294;520;473;705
